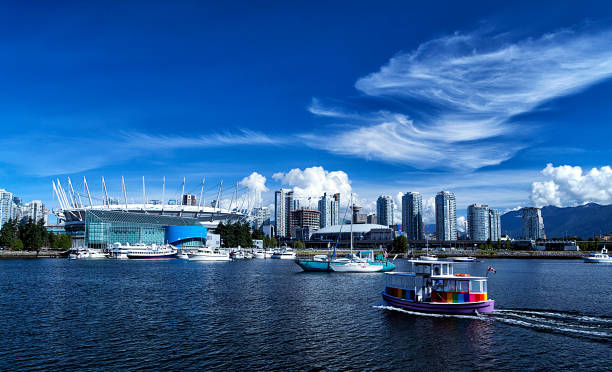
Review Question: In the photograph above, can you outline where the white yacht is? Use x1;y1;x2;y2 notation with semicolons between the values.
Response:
68;247;88;259
452;256;477;262
126;244;178;259
583;247;612;263
86;249;107;259
271;247;296;259
253;249;274;259
107;242;131;259
188;247;231;261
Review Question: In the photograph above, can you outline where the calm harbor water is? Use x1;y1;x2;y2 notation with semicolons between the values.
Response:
0;258;610;370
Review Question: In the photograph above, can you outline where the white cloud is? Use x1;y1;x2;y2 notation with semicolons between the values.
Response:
422;196;436;224
307;27;612;170
274;166;352;201
531;163;612;207
239;172;268;207
457;216;467;232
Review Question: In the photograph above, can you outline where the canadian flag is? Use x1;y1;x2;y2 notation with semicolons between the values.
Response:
487;266;497;274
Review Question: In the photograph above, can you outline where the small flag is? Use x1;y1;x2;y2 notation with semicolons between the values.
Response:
487;266;496;274
383;250;388;259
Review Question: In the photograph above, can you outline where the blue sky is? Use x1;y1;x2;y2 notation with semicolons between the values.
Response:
2;1;612;223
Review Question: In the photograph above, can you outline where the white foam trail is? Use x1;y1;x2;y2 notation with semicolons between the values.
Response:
494;317;611;338
496;309;612;323
496;312;604;330
376;306;611;339
373;305;485;320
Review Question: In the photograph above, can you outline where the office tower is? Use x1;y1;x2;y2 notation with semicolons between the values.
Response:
402;192;424;240
467;204;490;241
366;214;377;224
521;207;546;240
435;191;457;241
21;200;48;224
488;208;501;241
318;192;340;228
376;195;394;227
274;189;294;238
0;189;14;228
253;206;271;231
182;193;197;206
291;208;320;239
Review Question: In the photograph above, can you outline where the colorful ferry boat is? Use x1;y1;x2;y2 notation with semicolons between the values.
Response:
381;260;494;314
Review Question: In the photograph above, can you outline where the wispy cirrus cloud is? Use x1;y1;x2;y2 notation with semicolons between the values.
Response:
306;27;612;170
0;130;284;176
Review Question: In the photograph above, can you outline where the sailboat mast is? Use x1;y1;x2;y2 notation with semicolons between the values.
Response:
350;193;353;255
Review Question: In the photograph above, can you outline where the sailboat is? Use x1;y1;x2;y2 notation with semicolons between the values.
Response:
331;194;384;273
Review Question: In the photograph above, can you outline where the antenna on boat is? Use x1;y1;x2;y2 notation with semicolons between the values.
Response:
84;176;93;207
122;176;128;211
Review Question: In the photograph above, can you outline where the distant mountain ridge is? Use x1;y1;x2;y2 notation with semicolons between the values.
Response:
501;203;612;239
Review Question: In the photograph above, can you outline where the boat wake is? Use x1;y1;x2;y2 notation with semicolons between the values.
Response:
375;305;612;342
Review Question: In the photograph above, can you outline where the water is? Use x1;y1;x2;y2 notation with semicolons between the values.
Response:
0;259;610;370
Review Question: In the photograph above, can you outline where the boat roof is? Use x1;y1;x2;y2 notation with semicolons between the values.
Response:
407;259;454;264
432;275;489;280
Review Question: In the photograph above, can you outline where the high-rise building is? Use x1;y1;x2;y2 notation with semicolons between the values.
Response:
352;205;367;224
402;192;424;240
366;214;377;224
0;189;14;228
21;200;48;224
253;206;271;231
291;208;320;239
435;191;457;241
467;204;490;241
488;208;501;241
521;207;546;240
274;189;294;238
182;193;197;206
318;192;340;228
376;195;394;227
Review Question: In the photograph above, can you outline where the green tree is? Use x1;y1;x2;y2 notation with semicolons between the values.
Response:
271;237;278;248
12;239;24;250
0;218;19;248
294;241;306;249
252;229;265;240
392;236;409;253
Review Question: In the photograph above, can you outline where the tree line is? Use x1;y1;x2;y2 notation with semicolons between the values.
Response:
0;218;72;251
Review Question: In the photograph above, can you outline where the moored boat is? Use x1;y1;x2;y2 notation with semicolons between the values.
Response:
188;247;231;261
126;244;178;259
381;260;494;314
583;247;612;263
271;247;296;259
452;256;477;262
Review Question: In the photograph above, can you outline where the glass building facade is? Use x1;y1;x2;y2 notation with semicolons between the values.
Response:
85;210;202;249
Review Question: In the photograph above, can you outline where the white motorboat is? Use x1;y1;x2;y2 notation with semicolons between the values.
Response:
419;255;438;261
126;244;178;259
253;249;274;259
271;247;296;259
583;247;612;263
452;256;477;262
188;248;231;261
107;242;131;259
68;247;88;259
230;250;245;259
176;250;190;259
86;249;107;259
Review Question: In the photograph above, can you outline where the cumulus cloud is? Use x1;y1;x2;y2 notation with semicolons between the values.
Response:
531;163;612;207
239;172;268;207
273;166;352;201
306;27;612;170
457;216;467;233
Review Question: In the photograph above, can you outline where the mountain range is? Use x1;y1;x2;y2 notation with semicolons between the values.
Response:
501;203;612;239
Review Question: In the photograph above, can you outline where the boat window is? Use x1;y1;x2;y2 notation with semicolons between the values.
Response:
424;265;431;274
456;280;469;293
444;280;455;292
433;280;443;291
433;265;441;275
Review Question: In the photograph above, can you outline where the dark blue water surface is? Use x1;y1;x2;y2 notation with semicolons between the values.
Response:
0;259;610;370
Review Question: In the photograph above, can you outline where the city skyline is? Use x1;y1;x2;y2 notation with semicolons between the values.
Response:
2;2;612;224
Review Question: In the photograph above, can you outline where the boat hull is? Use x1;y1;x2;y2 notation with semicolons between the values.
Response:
188;255;231;261
382;292;495;314
296;260;395;272
583;257;612;263
126;254;177;259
